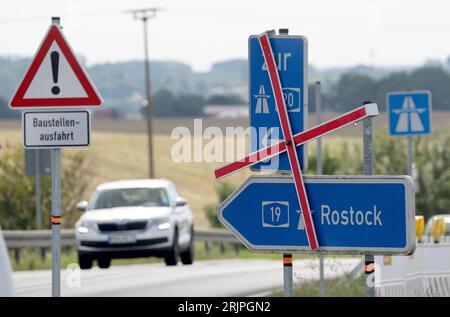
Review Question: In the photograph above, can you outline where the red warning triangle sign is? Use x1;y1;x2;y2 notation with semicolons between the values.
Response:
10;24;103;109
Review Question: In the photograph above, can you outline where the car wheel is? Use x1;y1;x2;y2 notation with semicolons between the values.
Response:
164;229;179;266
97;257;111;269
78;253;93;270
180;226;194;265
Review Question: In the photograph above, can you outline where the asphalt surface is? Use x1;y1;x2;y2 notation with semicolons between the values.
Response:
13;258;361;297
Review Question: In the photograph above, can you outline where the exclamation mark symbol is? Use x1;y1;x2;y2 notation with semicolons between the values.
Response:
50;51;60;95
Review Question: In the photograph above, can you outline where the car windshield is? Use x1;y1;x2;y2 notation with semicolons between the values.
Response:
89;187;170;210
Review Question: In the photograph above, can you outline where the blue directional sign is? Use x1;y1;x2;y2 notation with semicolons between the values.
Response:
249;35;307;172
219;176;415;255
387;90;432;136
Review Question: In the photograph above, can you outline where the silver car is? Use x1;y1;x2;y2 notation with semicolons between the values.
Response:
75;179;194;269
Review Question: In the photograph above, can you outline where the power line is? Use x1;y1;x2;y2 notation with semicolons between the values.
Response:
126;8;164;179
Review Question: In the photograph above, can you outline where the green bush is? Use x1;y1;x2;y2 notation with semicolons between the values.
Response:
307;131;450;220
414;133;450;219
307;145;345;175
0;144;89;229
204;182;235;228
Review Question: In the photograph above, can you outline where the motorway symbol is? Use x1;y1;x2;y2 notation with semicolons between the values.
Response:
258;33;318;250
249;34;307;172
387;90;431;136
254;85;270;114
10;23;103;109
219;175;416;255
22;110;90;148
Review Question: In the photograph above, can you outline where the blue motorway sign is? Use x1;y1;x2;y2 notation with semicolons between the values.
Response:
249;35;307;172
387;90;432;136
219;176;415;255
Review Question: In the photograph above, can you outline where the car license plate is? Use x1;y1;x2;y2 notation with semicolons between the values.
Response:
108;234;137;244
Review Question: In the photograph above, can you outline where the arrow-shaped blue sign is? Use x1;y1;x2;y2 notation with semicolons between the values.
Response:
219;176;415;255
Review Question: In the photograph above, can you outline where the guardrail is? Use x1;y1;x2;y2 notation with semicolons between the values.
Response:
2;228;240;248
2;228;241;263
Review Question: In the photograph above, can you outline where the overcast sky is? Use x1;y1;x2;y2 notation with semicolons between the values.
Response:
1;0;449;71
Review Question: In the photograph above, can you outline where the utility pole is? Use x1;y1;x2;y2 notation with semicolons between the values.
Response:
362;100;375;298
315;81;325;297
127;8;163;178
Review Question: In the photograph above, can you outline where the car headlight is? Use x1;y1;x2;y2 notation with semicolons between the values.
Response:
156;218;171;230
77;221;97;234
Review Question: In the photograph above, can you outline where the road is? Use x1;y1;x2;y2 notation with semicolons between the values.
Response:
13;258;361;297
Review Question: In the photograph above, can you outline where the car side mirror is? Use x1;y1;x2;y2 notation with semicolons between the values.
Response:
76;201;88;212
175;197;187;207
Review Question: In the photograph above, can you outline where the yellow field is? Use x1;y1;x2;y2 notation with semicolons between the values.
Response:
0;129;358;228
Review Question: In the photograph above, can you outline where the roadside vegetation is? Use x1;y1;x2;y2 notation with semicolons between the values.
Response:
0;143;89;229
270;272;365;297
9;243;280;271
1;128;450;230
1;126;450;271
9;243;357;271
206;130;450;224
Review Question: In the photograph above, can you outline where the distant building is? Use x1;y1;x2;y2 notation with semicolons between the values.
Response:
94;108;125;120
203;105;248;118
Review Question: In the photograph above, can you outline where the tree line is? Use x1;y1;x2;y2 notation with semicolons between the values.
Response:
1;65;450;119
310;66;450;112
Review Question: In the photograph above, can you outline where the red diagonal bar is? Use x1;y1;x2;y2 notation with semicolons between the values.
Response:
214;103;378;180
258;33;318;251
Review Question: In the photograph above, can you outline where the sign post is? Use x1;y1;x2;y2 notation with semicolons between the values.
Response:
25;148;51;259
34;150;42;230
315;81;325;297
9;17;103;297
50;16;62;298
363;101;375;297
407;136;413;176
51;147;61;296
283;253;293;297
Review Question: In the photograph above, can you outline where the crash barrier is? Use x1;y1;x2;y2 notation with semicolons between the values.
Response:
375;215;450;297
2;228;241;263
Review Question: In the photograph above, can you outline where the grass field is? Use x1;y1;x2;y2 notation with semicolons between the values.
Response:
0;127;359;228
2;111;450;136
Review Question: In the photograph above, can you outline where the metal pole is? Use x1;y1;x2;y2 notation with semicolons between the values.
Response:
315;81;325;297
51;17;62;298
36;150;46;261
407;135;413;176
316;81;323;175
143;16;154;178
35;150;41;229
283;253;293;297
362;101;375;297
51;149;61;297
127;8;162;178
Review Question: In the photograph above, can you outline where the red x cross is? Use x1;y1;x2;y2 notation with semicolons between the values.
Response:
215;32;379;251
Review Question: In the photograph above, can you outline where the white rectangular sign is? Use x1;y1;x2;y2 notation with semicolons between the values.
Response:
23;110;90;148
